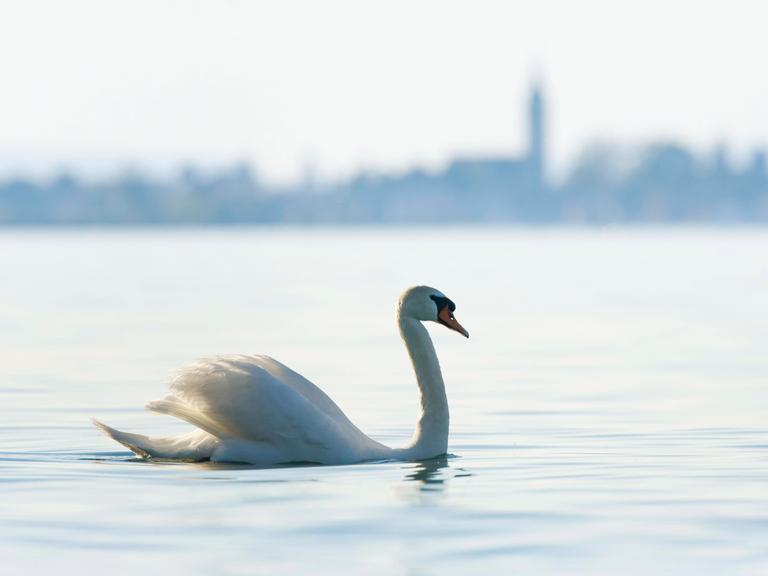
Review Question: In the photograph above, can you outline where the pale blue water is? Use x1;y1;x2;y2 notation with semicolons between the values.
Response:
1;228;766;575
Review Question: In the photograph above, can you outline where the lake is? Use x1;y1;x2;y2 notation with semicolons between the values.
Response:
1;227;766;575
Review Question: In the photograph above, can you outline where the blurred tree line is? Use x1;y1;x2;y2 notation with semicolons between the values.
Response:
1;143;766;225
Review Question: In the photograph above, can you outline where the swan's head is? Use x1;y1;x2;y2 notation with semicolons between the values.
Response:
399;285;469;338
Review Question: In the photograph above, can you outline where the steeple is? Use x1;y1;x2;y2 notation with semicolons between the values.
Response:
528;81;545;185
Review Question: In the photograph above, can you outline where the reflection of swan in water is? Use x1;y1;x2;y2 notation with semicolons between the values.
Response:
403;456;471;490
94;286;469;466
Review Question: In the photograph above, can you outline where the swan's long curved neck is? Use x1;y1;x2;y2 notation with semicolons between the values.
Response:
396;315;449;459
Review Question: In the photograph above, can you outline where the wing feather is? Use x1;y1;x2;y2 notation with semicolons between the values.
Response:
147;355;363;455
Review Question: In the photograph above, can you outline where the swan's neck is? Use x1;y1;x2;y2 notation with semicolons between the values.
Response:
398;315;449;459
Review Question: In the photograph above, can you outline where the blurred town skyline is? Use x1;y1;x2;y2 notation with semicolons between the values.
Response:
1;82;766;225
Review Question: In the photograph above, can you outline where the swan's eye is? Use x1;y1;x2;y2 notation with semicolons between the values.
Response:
429;294;456;316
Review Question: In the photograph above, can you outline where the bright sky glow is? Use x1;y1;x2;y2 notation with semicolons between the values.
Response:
0;0;766;183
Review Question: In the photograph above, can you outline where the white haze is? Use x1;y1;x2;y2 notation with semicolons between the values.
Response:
0;0;766;183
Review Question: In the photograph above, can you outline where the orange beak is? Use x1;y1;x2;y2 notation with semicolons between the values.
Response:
438;307;470;338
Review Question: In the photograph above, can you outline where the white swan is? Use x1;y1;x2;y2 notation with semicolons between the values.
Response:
94;286;468;465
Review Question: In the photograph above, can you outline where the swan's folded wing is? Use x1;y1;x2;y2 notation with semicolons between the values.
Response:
234;354;359;427
148;356;351;453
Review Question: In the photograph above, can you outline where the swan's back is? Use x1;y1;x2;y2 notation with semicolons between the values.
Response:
219;355;355;425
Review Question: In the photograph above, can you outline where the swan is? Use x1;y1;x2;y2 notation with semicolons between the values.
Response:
93;285;468;465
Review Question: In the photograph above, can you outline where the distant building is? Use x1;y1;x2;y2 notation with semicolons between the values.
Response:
445;81;547;188
435;81;549;219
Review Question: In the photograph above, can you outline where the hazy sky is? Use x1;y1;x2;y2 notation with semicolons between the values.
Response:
0;0;766;183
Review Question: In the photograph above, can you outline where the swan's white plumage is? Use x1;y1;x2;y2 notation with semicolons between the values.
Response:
95;286;466;466
146;354;383;463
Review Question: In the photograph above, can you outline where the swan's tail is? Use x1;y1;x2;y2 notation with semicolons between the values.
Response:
92;418;217;461
145;397;230;439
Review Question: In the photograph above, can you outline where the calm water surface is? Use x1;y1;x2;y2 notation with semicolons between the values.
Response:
1;228;766;575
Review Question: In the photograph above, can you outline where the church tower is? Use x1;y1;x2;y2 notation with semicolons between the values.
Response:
528;82;545;186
